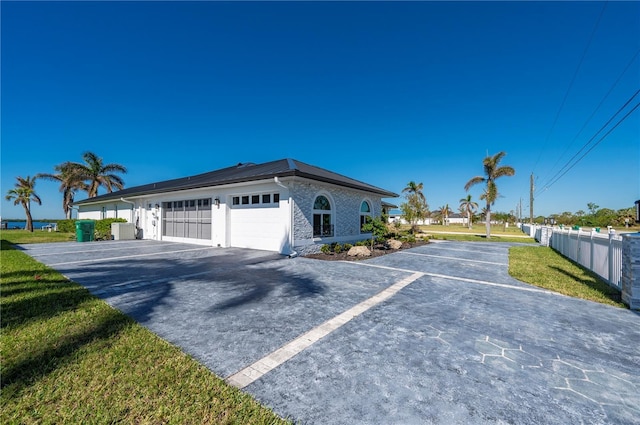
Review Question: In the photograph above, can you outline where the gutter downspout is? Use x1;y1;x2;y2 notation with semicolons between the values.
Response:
274;177;297;257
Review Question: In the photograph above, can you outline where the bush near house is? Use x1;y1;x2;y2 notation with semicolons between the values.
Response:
56;219;77;233
48;218;128;240
94;218;127;240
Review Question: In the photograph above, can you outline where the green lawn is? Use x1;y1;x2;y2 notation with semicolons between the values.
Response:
0;239;289;424
509;245;625;308
395;224;536;243
0;229;75;244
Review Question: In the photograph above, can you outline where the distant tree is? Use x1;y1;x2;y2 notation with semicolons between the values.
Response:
464;151;515;238
435;204;452;225
616;207;635;227
594;208;616;228
459;195;478;229
37;162;87;219
587;203;599;216
402;181;426;204
5;176;41;232
70;151;127;198
400;181;428;232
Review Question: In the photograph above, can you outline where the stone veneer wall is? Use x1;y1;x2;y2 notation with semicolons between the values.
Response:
291;181;382;255
621;233;640;310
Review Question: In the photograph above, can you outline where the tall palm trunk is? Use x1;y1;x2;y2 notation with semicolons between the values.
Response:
485;204;491;239
24;200;34;232
468;210;472;229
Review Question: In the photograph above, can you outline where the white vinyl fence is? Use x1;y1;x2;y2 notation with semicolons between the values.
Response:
520;224;623;290
550;228;622;289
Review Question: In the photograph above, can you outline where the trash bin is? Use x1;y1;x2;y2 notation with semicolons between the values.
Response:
595;227;600;233
75;220;95;242
572;225;580;230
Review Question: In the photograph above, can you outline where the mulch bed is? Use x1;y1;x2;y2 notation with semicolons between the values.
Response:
304;240;429;261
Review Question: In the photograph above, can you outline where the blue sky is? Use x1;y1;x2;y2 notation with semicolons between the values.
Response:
2;1;639;220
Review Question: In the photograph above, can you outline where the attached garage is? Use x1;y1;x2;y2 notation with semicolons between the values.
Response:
228;192;286;252
162;198;212;241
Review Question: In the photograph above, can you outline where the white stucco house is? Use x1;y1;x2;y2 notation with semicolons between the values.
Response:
74;158;398;255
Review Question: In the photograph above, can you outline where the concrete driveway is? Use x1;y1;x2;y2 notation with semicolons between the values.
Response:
22;240;640;424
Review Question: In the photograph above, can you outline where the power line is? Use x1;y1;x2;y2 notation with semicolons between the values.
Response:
538;88;640;194
540;47;640;187
539;95;640;193
531;1;608;174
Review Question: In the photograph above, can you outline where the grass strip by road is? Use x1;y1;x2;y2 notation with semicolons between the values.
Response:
0;239;289;424
509;245;625;308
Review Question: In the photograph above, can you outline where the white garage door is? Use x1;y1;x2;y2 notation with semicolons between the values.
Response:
230;207;285;252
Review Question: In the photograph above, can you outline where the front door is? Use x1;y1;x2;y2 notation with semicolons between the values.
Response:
144;202;160;240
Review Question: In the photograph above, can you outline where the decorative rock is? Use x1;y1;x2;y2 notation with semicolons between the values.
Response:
347;246;371;257
387;239;403;250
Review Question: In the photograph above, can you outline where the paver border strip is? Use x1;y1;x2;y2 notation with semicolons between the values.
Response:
226;272;424;389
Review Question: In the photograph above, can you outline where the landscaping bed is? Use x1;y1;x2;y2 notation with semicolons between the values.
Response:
305;239;429;261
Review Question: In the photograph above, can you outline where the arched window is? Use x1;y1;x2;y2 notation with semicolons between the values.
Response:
360;200;371;233
313;195;333;237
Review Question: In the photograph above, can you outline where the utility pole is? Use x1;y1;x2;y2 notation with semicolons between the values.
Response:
518;198;523;223
529;173;534;224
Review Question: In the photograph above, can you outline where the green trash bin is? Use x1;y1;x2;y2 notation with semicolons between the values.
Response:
75;220;95;242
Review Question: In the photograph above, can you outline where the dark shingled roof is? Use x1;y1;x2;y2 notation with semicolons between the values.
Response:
74;158;398;204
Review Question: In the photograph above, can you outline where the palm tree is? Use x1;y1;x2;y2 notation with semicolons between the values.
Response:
37;162;87;219
402;181;426;203
464;151;515;238
70;151;127;198
459;194;478;229
401;181;428;231
5;176;42;232
436;204;452;225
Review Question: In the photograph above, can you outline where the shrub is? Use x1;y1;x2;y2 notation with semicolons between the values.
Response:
400;234;417;244
320;244;332;254
57;219;77;233
334;243;342;254
355;240;367;247
362;216;389;250
343;243;353;251
95;218;127;240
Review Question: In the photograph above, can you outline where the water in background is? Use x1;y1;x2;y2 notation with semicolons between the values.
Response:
2;221;57;230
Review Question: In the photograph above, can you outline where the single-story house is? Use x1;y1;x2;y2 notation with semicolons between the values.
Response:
387;210;468;226
74;158;398;255
387;209;435;226
447;213;467;225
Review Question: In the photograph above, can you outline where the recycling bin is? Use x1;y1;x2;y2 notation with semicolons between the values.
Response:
75;220;95;242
